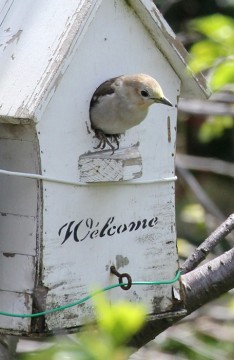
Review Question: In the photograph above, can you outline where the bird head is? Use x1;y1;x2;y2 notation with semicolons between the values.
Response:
118;74;173;108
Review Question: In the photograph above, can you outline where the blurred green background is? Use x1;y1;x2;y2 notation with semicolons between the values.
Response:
153;1;234;359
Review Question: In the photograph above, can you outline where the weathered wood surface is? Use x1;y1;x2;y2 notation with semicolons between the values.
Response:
0;0;207;334
0;0;209;124
0;125;39;332
79;146;142;182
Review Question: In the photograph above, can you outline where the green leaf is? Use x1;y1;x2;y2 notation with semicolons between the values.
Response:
181;204;205;225
210;59;234;90
188;14;234;92
189;40;223;72
199;115;233;142
94;293;146;345
190;14;234;45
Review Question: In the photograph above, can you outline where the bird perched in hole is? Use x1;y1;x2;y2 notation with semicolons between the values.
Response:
89;73;173;153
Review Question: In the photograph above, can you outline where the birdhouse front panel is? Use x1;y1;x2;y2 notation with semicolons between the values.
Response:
0;0;196;335
36;0;182;331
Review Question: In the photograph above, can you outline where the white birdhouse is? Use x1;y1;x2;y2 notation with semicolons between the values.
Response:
0;0;209;335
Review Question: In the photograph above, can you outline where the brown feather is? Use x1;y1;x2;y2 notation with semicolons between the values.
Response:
90;76;120;108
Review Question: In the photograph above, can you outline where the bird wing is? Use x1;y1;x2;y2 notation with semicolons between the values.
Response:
90;76;121;108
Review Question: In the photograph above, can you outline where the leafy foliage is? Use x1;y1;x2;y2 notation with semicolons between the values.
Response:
188;14;234;142
189;13;234;89
198;115;233;142
21;295;146;360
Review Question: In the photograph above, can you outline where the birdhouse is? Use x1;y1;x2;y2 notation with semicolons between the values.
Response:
0;0;209;335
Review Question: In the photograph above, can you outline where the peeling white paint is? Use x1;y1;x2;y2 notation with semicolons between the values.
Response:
0;0;203;335
0;0;102;122
0;0;209;125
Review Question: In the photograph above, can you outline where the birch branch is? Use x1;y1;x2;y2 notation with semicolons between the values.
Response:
129;246;234;349
181;213;234;274
183;247;234;313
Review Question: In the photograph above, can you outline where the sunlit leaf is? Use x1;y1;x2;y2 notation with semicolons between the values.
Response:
210;59;234;90
177;238;196;258
199;115;233;142
22;295;146;360
188;14;234;94
189;40;223;72
228;297;234;313
181;204;205;224
94;293;146;345
190;14;234;45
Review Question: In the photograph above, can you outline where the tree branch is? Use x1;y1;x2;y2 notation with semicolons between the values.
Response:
183;247;234;314
181;213;234;274
129;247;234;349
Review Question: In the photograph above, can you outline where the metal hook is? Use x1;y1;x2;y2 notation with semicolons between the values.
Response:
110;265;132;290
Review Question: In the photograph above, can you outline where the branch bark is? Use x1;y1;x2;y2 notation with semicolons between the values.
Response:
183;247;234;314
181;213;234;274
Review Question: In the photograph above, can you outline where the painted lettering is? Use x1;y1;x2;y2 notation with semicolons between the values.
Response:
59;215;159;245
99;217;114;237
148;217;158;227
59;221;75;245
117;224;128;234
73;219;93;242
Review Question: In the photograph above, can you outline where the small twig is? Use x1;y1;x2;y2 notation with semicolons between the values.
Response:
176;154;234;179
181;214;234;274
210;90;234;104
176;164;225;221
178;98;234;116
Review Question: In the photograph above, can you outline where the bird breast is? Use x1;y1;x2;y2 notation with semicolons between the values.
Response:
90;93;149;135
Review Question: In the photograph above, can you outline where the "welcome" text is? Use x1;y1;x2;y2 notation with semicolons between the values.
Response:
58;216;158;244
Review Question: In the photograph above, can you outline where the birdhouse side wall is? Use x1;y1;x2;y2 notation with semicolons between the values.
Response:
0;123;42;333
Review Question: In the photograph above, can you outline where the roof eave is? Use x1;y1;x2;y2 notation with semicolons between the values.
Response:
0;0;102;124
127;0;211;100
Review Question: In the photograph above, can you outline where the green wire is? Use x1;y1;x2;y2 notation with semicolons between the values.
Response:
0;271;181;318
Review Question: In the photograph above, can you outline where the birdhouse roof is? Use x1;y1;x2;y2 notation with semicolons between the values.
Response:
0;0;210;123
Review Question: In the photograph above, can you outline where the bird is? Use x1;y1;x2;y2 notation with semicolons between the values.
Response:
89;73;173;153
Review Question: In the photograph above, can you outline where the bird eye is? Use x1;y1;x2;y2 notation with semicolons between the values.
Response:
141;90;149;97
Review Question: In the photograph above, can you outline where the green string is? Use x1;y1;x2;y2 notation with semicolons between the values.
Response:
0;270;181;318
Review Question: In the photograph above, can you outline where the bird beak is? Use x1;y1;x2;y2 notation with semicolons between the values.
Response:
159;97;173;107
